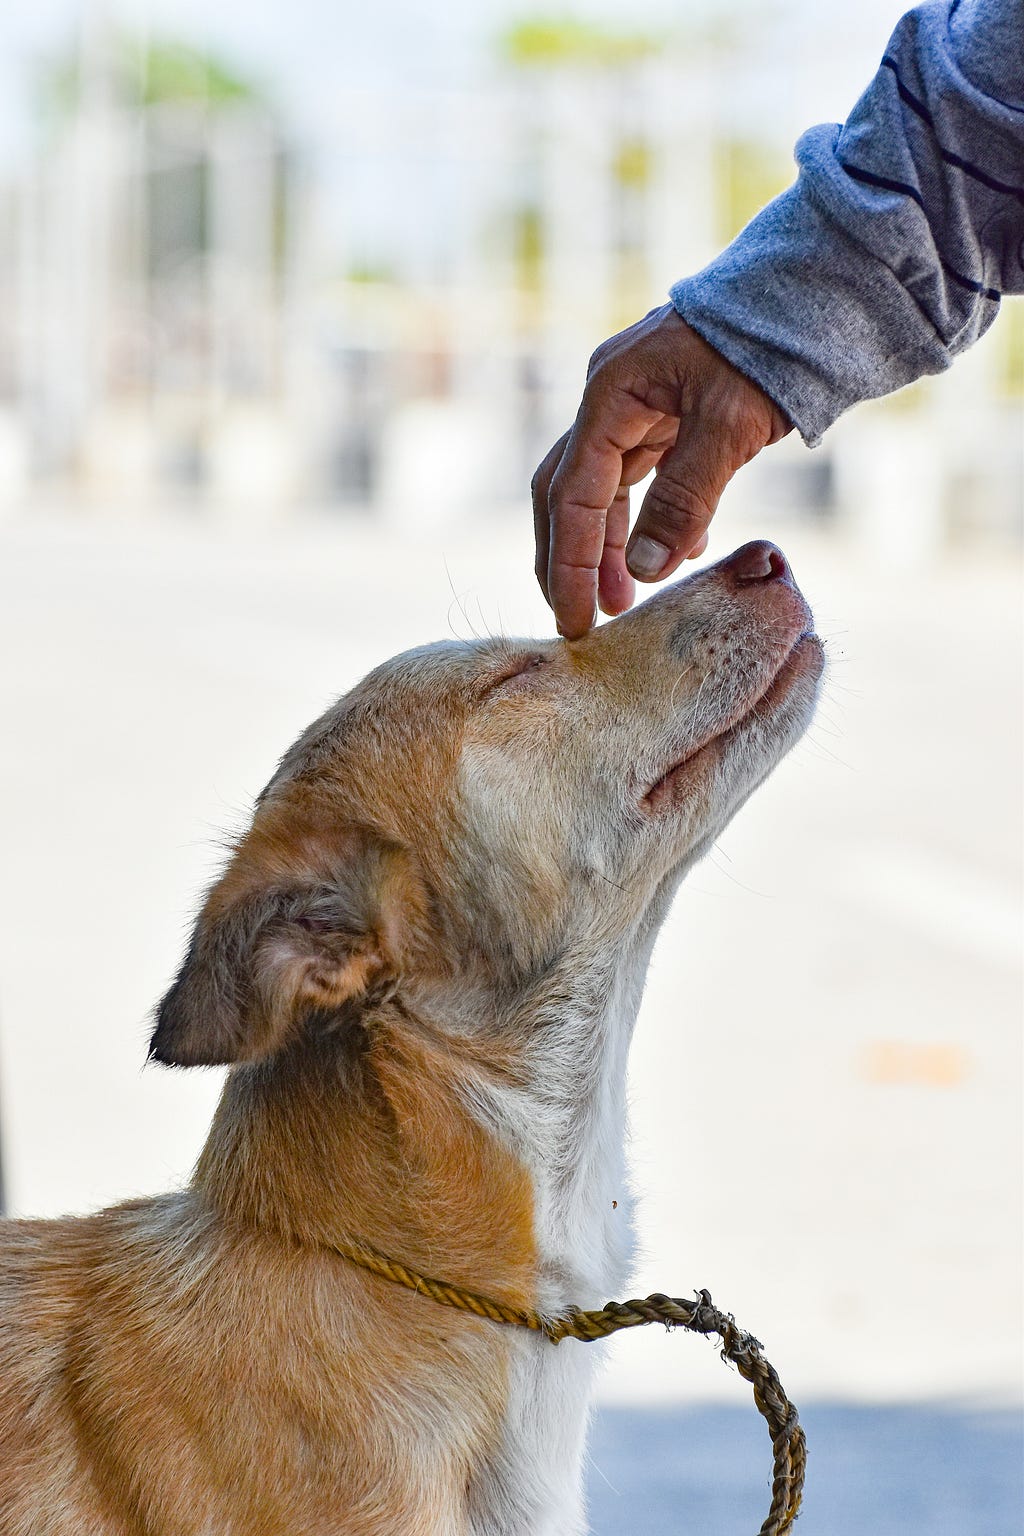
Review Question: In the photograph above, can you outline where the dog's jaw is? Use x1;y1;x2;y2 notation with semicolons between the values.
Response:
643;631;824;813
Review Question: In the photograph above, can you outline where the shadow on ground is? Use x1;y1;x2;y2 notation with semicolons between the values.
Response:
587;1403;1022;1534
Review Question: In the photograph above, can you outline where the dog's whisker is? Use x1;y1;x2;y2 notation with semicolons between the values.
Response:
684;670;711;752
706;847;771;898
667;660;697;714
443;555;482;640
801;730;855;769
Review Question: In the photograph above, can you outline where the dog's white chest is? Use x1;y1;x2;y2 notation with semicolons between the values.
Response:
463;966;644;1534
468;1333;600;1536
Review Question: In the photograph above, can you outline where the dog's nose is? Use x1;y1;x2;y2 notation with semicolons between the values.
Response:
722;540;790;585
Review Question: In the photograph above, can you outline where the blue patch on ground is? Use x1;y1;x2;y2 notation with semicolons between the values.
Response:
587;1403;1022;1534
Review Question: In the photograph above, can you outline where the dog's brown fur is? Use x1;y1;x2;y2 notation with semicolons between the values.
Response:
0;543;823;1536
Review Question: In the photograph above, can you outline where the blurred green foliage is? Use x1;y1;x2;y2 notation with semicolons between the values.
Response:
1001;304;1024;397
141;42;259;106
612;139;653;190
512;205;545;290
345;262;400;286
42;36;270;120
502;18;661;67
714;138;792;242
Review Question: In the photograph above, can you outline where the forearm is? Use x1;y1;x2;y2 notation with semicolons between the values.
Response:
670;0;1024;444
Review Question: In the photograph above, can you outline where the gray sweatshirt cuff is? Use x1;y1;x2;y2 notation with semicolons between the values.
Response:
669;166;955;447
669;0;1023;446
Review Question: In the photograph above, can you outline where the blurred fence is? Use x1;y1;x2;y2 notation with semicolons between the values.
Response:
0;11;1019;542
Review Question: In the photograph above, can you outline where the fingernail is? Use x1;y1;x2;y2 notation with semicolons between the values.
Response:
626;536;671;579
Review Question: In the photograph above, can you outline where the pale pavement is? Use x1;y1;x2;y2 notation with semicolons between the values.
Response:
586;1403;1021;1534
0;508;1020;1421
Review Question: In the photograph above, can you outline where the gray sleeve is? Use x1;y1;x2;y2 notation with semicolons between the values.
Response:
669;0;1024;446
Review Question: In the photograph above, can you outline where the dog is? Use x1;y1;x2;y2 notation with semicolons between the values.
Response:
0;539;822;1536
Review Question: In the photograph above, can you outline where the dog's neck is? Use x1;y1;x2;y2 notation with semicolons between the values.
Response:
191;936;650;1312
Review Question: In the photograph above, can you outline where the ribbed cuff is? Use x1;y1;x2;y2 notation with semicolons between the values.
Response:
670;170;954;446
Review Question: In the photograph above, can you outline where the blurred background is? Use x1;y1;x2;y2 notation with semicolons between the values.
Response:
0;0;1020;1530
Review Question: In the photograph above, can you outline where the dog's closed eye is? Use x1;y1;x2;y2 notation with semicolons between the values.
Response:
485;653;550;697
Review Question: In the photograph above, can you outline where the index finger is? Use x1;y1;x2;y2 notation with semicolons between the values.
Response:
547;389;661;639
531;431;570;604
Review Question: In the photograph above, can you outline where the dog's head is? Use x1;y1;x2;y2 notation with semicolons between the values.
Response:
151;541;823;1067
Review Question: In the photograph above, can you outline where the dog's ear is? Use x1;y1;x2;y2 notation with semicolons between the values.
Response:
149;828;426;1068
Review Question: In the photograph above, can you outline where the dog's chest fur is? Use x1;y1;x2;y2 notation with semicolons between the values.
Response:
461;949;650;1535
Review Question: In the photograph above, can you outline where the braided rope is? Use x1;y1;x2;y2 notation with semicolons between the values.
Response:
328;1236;805;1535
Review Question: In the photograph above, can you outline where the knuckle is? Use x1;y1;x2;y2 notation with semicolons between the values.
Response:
533;433;571;498
548;501;606;543
650;474;711;520
723;400;765;451
586;335;621;379
703;384;774;459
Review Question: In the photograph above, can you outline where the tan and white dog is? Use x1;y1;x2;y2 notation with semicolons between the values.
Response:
0;540;822;1536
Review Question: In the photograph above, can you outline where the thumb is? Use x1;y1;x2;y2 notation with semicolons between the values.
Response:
624;425;731;581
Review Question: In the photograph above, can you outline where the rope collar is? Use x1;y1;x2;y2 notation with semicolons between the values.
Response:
327;1233;805;1536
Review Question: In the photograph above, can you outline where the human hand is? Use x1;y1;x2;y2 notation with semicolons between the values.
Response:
532;304;792;639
